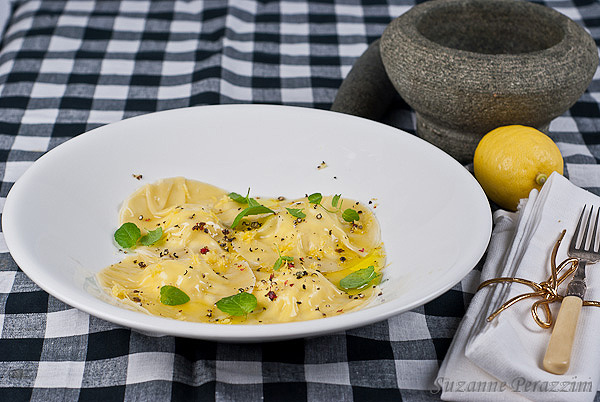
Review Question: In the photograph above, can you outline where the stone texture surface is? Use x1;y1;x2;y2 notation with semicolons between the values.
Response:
379;0;598;163
331;39;397;120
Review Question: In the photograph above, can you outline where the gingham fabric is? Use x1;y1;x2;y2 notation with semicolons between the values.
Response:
0;0;598;401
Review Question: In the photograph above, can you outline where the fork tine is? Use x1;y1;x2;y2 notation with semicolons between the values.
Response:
592;206;600;252
580;206;593;250
570;205;587;250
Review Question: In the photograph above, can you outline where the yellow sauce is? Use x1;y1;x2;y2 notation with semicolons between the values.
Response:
98;177;385;324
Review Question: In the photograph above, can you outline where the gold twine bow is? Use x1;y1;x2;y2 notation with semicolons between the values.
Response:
478;230;600;329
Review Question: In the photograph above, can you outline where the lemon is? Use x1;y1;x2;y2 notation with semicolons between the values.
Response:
473;125;563;211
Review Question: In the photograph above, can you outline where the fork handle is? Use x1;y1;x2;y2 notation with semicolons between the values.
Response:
543;296;583;374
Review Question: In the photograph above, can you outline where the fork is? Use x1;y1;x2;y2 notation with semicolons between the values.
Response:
543;205;600;375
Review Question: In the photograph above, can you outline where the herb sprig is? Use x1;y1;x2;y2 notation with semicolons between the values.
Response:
228;188;250;204
231;204;275;229
308;193;361;223
114;223;163;249
229;189;275;229
273;245;293;271
228;188;362;228
341;208;360;222
160;285;190;305
339;266;378;290
216;292;257;316
286;207;306;219
140;226;164;246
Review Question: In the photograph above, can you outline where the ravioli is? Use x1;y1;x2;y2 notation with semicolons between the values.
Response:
98;177;385;324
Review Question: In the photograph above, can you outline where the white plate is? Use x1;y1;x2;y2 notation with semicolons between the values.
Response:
2;105;491;342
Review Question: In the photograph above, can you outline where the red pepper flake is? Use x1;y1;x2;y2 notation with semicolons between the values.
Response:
288;262;295;268
359;248;365;252
200;246;209;254
266;291;277;301
284;280;288;286
337;309;343;313
269;273;274;281
192;222;206;231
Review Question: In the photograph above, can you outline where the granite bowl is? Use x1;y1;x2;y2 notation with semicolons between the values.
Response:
380;0;598;163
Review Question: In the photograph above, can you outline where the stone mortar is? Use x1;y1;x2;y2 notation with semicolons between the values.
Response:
380;0;598;163
331;39;398;120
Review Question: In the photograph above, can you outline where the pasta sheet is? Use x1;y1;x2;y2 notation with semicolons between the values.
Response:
99;177;385;324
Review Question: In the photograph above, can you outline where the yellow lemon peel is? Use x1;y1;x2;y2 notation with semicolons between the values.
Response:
473;125;563;211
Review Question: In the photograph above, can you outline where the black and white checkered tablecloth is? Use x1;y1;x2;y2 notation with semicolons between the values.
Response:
0;0;599;401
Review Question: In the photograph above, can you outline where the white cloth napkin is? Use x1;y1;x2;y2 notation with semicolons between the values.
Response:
436;172;600;401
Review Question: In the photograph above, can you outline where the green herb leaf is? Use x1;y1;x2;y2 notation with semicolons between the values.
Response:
273;254;293;271
247;197;260;207
140;227;163;246
342;208;360;222
332;194;341;208
231;204;275;229
339;266;377;290
308;193;322;204
228;192;248;204
114;222;141;248
286;208;306;219
160;285;190;305
216;292;257;316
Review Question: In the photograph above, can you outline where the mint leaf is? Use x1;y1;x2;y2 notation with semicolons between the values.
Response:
273;244;293;271
231;204;275;229
247;197;260;207
114;222;141;248
342;208;360;222
308;193;322;204
332;194;341;208
160;285;190;305
140;227;163;246
339;266;377;290
273;255;293;271
228;192;248;204
286;208;306;219
216;292;257;316
307;192;336;213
